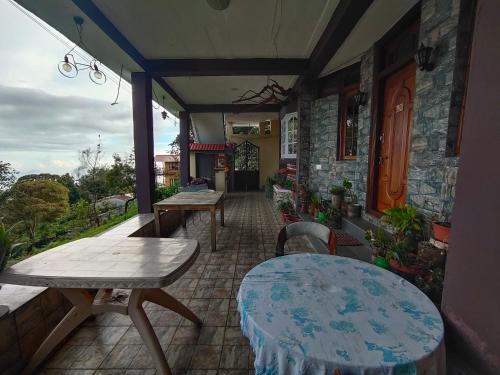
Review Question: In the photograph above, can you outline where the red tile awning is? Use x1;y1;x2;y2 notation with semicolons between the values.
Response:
189;143;226;151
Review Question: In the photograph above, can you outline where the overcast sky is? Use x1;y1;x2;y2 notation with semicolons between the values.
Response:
0;0;179;177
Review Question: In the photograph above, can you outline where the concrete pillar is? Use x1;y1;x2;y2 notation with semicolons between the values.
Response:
441;0;500;372
179;111;190;186
131;72;155;213
296;91;313;187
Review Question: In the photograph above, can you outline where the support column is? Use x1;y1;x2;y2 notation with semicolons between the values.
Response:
132;72;155;213
296;89;313;187
179;111;190;187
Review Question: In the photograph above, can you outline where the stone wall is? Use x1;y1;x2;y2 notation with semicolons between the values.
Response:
407;0;461;220
304;0;462;224
296;93;313;187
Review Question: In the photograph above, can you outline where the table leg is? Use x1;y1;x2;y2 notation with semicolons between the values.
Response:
154;206;161;237
181;209;186;228
22;289;93;375
144;289;202;326
210;207;217;251
129;290;172;375
220;200;225;227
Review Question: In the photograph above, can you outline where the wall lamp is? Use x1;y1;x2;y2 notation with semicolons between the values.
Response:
415;43;435;71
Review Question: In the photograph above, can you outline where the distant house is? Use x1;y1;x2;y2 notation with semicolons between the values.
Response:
154;154;180;186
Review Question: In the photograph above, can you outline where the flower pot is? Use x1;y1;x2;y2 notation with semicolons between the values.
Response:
331;194;343;209
284;214;302;224
374;256;390;269
389;259;424;281
316;211;326;223
347;204;361;218
432;222;451;243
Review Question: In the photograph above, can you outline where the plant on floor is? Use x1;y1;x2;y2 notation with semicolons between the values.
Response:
277;199;295;215
382;205;423;244
265;175;276;199
365;227;390;264
415;267;445;305
330;185;345;209
326;205;342;229
309;192;320;217
431;207;452;244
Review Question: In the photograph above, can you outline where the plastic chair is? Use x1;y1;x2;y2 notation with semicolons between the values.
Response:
275;221;337;257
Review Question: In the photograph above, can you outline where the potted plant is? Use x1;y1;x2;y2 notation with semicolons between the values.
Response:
342;178;361;217
327;206;342;229
265;175;276;199
431;218;451;244
365;228;390;269
309;193;320;218
330;185;345;209
316;201;327;223
382;205;424;279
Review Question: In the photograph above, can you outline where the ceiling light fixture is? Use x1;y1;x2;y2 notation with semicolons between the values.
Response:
57;16;106;85
206;0;230;10
353;91;367;107
415;43;435;72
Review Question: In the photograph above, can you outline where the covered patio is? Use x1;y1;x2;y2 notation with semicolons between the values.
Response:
1;0;500;374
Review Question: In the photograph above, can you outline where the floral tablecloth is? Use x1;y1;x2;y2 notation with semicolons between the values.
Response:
237;254;445;375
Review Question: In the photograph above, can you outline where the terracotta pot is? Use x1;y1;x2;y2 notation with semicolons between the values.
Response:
389;259;424;275
432;222;451;243
331;194;343;209
284;214;302;224
347;204;361;218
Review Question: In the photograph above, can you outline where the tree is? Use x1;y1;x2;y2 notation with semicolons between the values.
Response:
0;161;17;203
77;137;105;225
17;173;80;204
169;134;180;154
106;152;135;196
4;180;69;248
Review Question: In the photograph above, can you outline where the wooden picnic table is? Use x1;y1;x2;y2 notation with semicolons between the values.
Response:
0;237;201;375
153;191;224;251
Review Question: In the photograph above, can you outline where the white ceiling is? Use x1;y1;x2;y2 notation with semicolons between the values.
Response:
190;113;225;144
320;0;419;76
166;75;295;105
93;0;340;59
15;0;419;114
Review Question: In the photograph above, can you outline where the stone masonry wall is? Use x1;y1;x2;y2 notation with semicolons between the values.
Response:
296;93;313;187
305;0;461;224
407;0;461;220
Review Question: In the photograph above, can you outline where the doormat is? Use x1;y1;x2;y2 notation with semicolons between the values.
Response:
333;230;363;246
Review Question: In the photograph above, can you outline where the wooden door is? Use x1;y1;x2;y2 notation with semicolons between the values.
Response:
376;63;416;212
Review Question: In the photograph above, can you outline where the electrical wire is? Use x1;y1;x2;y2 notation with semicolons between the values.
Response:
111;64;123;105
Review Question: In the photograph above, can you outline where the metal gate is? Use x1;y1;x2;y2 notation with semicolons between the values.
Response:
234;141;260;191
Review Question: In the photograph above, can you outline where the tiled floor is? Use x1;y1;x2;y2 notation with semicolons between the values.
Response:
40;192;318;375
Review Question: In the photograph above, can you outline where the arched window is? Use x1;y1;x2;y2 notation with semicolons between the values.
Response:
281;112;298;158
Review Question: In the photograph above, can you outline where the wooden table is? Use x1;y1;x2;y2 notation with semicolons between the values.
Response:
0;237;201;375
154;191;224;251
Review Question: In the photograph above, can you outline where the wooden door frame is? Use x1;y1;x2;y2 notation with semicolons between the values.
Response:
366;3;421;216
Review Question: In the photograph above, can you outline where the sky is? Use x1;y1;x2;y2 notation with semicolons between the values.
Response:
0;0;179;177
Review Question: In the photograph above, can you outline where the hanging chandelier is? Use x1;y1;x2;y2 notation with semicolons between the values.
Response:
57;16;106;85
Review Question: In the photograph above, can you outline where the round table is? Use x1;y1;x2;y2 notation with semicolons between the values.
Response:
237;254;445;375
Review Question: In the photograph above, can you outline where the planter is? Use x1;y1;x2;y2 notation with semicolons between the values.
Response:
331;194;343;209
284;213;302;224
308;206;317;218
374;256;390;269
432;222;451;243
389;258;424;280
347;204;361;218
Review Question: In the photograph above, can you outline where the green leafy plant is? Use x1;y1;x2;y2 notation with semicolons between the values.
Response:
365;227;390;258
310;193;320;209
277;199;295;214
382;205;423;243
0;222;24;271
330;185;346;195
342;178;357;203
155;184;179;202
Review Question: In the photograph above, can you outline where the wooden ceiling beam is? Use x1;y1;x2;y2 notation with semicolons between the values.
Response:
294;0;374;91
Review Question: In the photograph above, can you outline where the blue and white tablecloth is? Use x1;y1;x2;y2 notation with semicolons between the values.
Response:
237;254;445;375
